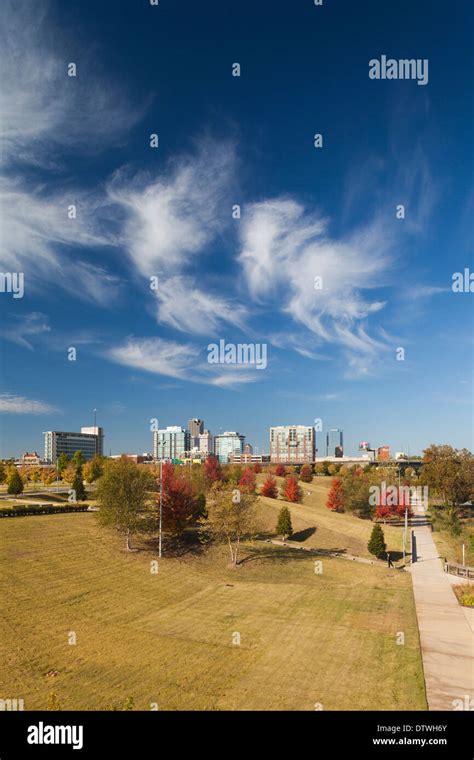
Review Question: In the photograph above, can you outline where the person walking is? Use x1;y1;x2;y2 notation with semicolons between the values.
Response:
387;552;394;569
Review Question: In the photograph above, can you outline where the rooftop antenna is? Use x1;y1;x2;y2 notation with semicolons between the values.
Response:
93;408;98;428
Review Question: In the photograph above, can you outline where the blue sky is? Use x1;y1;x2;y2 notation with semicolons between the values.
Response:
0;0;473;459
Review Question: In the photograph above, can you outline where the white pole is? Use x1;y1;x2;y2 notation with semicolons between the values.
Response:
158;438;163;559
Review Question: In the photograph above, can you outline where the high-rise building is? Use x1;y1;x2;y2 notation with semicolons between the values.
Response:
377;445;390;462
188;418;204;448
326;429;343;458
199;430;214;455
43;427;104;463
269;425;315;464
153;426;191;460
214;431;245;463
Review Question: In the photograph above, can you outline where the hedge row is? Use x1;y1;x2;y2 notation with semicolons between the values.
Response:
0;505;90;518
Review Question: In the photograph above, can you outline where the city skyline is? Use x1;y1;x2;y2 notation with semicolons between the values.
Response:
1;0;473;461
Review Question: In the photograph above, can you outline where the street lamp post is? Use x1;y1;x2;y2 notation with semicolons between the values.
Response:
158;438;164;559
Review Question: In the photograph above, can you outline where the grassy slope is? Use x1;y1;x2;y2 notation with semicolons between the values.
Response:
0;513;426;711
258;476;406;560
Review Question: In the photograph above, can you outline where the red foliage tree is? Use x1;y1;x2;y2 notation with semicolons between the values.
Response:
282;475;303;503
204;455;222;485
275;463;286;477
239;467;256;494
161;468;198;537
299;464;313;483
375;504;392;521
261;474;278;499
326;478;345;512
253;462;262;474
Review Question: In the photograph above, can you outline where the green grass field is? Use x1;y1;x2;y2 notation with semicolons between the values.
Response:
0;510;426;711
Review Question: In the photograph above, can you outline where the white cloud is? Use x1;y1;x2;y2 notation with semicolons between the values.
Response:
1;312;51;350
239;198;393;362
154;276;247;336
107;141;235;276
0;394;58;414
107;337;264;389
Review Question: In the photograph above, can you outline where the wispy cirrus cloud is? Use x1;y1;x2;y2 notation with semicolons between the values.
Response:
107;337;264;388
0;393;59;414
154;276;248;336
238;198;393;370
107;141;235;277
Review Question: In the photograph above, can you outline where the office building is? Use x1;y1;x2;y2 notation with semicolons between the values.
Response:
153;426;191;460
199;430;214;455
188;418;204;448
43;427;104;463
326;429;343;458
269;425;315;464
214;431;245;463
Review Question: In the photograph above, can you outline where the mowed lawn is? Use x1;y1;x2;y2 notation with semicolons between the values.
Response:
0;513;426;711
258;476;407;560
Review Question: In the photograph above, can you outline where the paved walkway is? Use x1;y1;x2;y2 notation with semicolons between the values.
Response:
408;514;474;710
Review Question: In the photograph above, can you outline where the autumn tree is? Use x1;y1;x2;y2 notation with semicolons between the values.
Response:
96;459;154;550
253;462;262;474
204;455;223;485
201;483;258;567
83;456;104;484
239;467;256;494
227;464;243;485
261;474;278;499
326;478;345;512
276;506;293;540
41;467;57;486
275;463;286;477
421;445;474;512
282;475;303;503
62;463;77;484
161;467;198;539
299;463;313;483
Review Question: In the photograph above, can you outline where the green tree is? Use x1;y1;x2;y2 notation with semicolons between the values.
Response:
368;523;386;558
0;462;6;484
72;450;85;467
201;483;258;567
83;456;104;484
7;468;23;495
276;506;293;540
71;465;86;501
57;453;69;475
421;445;474;513
96;459;154;550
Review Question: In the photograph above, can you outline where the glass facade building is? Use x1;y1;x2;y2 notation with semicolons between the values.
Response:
214;431;245;463
43;427;104;463
153;426;191;460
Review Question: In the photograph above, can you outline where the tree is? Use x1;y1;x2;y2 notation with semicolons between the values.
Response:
71;465;86;501
201;483;258;567
261;474;278;499
299;463;313;483
96;459;153;550
368;523;386;558
7;468;23;495
314;463;326;476
62;463;77;484
83;456;104;484
326;478;345;512
0;463;6;484
253;462;262;474
239;467;256;494
227;464;243;485
282;475;303;503
161;467;198;539
72;450;85;467
421;445;474;512
57;453;69;476
276;506;293;540
275;463;286;477
204;455;223;485
41;467;57;486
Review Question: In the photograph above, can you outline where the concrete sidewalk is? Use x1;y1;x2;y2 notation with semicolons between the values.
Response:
408;517;474;710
